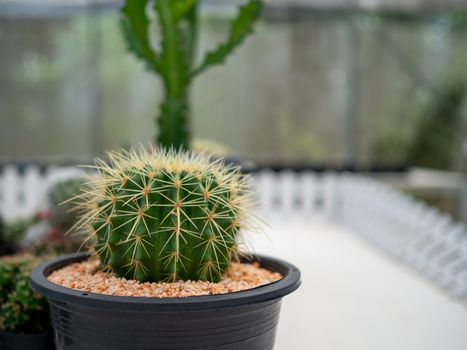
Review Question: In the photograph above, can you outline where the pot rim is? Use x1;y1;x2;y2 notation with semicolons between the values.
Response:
30;253;301;311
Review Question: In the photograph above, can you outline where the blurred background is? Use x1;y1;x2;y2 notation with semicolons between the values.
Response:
2;0;467;221
1;0;467;349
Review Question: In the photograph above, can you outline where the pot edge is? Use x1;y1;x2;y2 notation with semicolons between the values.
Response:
30;253;301;311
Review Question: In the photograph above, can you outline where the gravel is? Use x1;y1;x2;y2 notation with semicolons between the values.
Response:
48;259;282;298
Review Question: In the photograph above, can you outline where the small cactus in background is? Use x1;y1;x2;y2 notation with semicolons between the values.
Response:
46;177;87;252
0;254;51;333
31;178;88;255
75;148;255;282
48;177;86;233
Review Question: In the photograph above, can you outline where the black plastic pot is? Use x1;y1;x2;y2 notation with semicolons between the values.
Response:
30;253;300;350
0;331;54;350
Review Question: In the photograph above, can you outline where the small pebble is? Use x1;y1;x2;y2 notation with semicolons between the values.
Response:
48;259;283;298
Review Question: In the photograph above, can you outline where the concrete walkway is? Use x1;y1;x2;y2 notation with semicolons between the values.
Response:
250;215;467;350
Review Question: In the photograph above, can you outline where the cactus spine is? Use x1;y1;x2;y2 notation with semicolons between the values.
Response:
76;149;254;283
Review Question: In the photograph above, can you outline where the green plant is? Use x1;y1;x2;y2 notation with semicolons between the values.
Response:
48;177;86;231
0;215;5;243
405;80;466;169
76;148;253;283
372;79;466;169
0;254;51;334
121;0;263;149
2;217;34;245
0;216;17;257
47;177;88;245
32;177;89;255
0;216;13;256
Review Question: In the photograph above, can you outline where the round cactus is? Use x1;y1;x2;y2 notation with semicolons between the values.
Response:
76;148;254;283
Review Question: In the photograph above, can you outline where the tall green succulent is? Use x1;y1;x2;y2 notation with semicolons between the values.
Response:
0;254;51;333
121;0;263;149
76;148;254;282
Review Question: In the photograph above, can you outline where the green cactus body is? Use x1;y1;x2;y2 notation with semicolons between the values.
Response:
78;149;252;283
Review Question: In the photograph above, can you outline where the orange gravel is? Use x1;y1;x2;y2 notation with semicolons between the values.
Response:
47;259;283;298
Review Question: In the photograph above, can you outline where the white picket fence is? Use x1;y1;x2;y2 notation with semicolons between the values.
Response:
0;165;83;220
333;174;467;300
0;166;337;221
1;165;467;301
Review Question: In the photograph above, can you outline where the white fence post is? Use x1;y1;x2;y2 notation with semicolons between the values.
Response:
23;166;44;217
300;171;317;215
1;166;20;220
0;165;84;221
334;173;467;303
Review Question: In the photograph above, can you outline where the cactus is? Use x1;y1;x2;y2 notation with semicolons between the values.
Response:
48;177;87;233
47;177;88;252
0;254;51;333
76;148;254;283
31;178;89;255
121;0;263;149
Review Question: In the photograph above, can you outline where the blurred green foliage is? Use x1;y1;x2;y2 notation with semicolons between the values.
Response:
0;217;34;246
0;217;17;256
406;80;466;169
0;254;51;334
48;177;85;234
373;79;466;169
0;178;88;255
40;177;87;254
370;10;467;169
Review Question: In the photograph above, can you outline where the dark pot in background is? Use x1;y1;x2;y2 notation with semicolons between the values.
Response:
0;240;17;257
31;253;300;350
0;331;54;350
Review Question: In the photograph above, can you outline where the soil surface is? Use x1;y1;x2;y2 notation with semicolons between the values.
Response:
48;259;282;298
